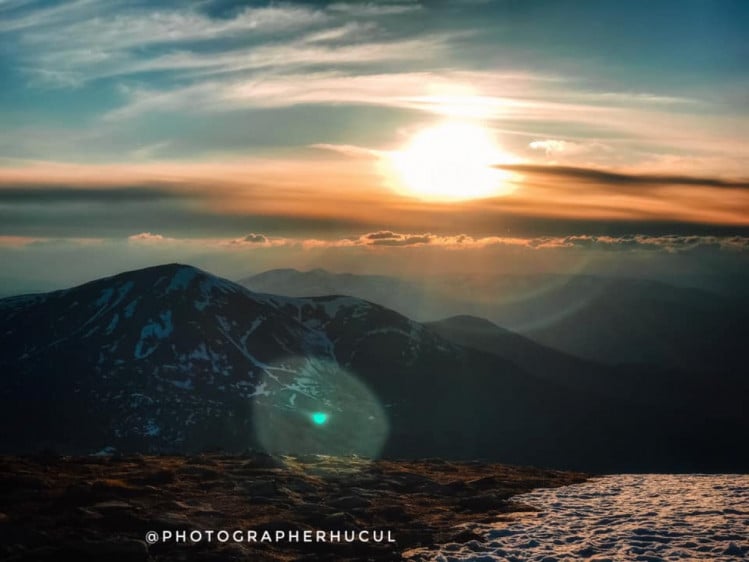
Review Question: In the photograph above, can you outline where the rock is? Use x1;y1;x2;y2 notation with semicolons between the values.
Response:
375;505;409;522
293;454;321;463
76;506;104;520
442;480;470;493
280;478;318;495
448;529;486;543
242;479;277;496
177;465;222;479
90;478;140;498
0;473;50;492
255;519;296;533
241;453;286;469
91;500;132;510
249;496;281;505
467;476;502;490
458;494;506;512
149;512;190;530
128;469;176;485
724;543;747;556
322;511;358;529
328;495;371;510
295;502;334;516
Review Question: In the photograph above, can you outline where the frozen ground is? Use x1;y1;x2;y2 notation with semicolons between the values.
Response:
429;474;749;561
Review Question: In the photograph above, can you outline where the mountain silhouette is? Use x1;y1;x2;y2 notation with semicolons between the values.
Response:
241;269;748;373
1;264;746;472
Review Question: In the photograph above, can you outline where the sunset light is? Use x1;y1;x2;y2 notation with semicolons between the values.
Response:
388;121;515;201
1;2;747;561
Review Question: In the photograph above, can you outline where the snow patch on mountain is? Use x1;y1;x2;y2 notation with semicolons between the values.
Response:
166;267;198;293
134;310;173;359
85;281;134;329
124;298;139;318
247;381;271;398
106;313;119;335
144;420;161;437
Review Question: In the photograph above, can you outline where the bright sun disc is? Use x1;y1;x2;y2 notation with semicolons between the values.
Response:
388;122;514;201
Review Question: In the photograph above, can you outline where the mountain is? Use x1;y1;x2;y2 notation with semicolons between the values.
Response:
425;315;613;392
240;269;748;373
239;268;410;298
520;278;747;373
238;268;439;320
1;264;746;472
426;315;747;424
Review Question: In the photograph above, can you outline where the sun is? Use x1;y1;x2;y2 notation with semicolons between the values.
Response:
387;121;515;201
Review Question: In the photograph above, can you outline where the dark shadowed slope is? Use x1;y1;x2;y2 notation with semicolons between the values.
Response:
1;264;747;472
427;314;748;425
425;315;610;392
520;278;748;374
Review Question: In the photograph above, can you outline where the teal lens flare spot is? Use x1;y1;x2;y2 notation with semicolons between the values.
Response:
254;357;389;459
311;412;328;425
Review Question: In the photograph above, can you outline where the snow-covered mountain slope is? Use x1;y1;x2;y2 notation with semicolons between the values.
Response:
1;264;747;472
0;264;487;456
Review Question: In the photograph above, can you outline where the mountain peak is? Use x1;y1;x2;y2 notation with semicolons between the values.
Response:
433;314;505;332
112;262;204;280
97;263;249;299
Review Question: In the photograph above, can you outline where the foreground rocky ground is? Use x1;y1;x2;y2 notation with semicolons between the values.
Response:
0;453;587;561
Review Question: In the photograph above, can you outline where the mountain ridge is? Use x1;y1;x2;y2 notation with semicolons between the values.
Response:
240;267;748;373
1;264;747;472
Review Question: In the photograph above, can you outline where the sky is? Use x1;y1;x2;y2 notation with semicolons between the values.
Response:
0;0;747;290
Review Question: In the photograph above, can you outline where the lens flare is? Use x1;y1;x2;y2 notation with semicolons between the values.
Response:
311;412;328;425
253;357;389;459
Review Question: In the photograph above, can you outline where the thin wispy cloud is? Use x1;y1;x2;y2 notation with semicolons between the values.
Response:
327;2;422;17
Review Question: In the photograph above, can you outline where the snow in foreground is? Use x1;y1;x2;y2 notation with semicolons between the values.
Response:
429;474;749;561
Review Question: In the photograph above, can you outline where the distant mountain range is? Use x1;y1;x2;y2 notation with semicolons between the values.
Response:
241;269;748;374
1;264;746;472
427;315;746;426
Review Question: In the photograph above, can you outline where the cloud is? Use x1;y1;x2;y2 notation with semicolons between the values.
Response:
296;232;749;253
125;231;748;254
365;231;399;240
5;4;326;48
1;158;747;241
0;235;48;248
2;0;746;185
528;139;607;157
0;186;187;203
225;233;292;248
327;2;422;17
2;2;432;89
309;143;383;159
127;232;172;243
241;233;268;244
368;233;434;246
529;234;749;254
14;230;749;254
529;139;568;154
497;164;749;191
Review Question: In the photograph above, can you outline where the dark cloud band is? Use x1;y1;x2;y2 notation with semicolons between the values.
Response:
0;186;191;203
496;164;749;190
